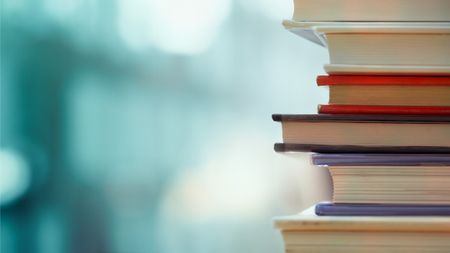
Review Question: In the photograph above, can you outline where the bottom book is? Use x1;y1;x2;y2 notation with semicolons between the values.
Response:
274;206;450;253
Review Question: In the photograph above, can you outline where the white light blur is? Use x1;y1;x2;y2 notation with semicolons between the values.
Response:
159;128;277;221
0;149;31;206
118;0;231;54
239;0;292;21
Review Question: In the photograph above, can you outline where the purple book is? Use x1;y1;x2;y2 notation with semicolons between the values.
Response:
312;153;450;166
315;202;450;216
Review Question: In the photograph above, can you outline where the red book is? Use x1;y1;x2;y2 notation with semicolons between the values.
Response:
317;75;450;86
317;75;450;111
318;105;450;115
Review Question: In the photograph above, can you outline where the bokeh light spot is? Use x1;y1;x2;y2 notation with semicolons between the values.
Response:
0;149;31;206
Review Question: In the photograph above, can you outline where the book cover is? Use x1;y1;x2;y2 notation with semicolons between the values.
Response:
318;105;450;115
315;202;450;216
275;208;450;252
317;75;450;86
311;153;450;166
274;206;450;232
274;143;450;154
272;114;450;122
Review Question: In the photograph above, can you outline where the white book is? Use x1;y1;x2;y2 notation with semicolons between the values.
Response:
283;21;450;75
292;0;450;22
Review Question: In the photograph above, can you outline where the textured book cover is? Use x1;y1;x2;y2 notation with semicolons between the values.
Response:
311;153;450;166
315;202;450;216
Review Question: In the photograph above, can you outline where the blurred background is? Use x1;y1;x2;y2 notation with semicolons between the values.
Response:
1;0;331;252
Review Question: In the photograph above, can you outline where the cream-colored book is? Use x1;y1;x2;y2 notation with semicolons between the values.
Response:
274;114;450;149
274;207;450;253
327;85;450;107
282;22;450;75
291;0;450;22
283;20;450;75
328;166;450;205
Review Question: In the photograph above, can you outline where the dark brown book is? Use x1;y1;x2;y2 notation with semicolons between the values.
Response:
273;114;450;153
272;114;450;123
274;143;450;153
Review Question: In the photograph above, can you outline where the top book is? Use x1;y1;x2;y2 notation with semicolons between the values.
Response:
292;0;450;21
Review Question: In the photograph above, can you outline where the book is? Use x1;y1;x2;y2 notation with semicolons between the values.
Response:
274;143;450;153
318;75;450;107
323;64;450;76
312;154;450;205
274;207;450;253
311;153;450;166
273;114;450;152
291;0;450;22
312;155;450;205
282;21;450;47
315;202;450;216
322;26;450;70
316;75;450;114
325;86;450;106
317;75;450;86
282;22;450;75
325;165;450;205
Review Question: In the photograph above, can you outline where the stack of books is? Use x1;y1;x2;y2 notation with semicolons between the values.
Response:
273;0;450;252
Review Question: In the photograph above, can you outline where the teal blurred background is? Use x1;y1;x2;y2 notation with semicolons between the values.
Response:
1;0;331;252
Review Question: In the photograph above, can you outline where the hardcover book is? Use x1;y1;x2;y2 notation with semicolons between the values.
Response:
323;165;450;205
318;75;450;107
317;75;450;115
291;0;450;22
273;114;450;153
282;22;450;75
274;206;450;253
